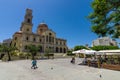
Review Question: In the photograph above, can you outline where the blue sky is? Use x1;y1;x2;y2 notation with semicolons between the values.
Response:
0;0;99;48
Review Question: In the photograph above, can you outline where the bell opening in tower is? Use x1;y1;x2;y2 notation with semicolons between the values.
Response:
27;19;31;23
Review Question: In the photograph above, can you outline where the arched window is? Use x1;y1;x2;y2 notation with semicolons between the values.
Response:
14;43;16;47
56;47;58;53
56;41;58;45
46;36;48;42
40;29;43;32
26;28;29;32
60;42;62;45
49;33;52;36
60;47;62;53
26;37;29;41
49;36;51;42
64;42;66;45
64;48;66;53
39;39;42;42
33;37;36;42
52;37;54;43
15;37;17;40
27;19;31;23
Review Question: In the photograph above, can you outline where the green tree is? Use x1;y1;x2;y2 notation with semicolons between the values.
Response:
0;44;2;52
74;45;87;51
26;44;39;60
0;44;17;61
88;0;120;38
38;45;42;52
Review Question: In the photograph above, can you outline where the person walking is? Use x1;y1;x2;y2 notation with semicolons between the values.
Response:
31;59;38;69
70;57;75;64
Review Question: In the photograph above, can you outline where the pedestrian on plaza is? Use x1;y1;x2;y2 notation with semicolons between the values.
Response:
70;57;75;64
31;59;38;69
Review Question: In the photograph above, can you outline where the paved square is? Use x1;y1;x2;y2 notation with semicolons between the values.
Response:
0;58;120;80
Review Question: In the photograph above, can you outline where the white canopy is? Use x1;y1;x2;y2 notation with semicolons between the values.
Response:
72;49;96;54
98;50;120;55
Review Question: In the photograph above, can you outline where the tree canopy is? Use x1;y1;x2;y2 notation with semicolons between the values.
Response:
88;0;120;38
91;45;119;51
0;44;17;61
26;44;41;60
74;45;87;51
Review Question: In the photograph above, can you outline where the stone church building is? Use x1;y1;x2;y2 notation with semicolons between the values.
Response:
11;9;68;53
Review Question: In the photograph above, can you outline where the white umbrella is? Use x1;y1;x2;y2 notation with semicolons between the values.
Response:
72;51;79;54
72;49;97;54
72;49;97;58
79;49;96;54
87;50;97;54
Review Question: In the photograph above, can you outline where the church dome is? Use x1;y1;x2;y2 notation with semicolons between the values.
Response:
38;22;48;29
37;22;49;35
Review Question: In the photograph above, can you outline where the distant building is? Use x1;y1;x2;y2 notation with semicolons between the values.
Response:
11;9;68;53
92;37;117;47
3;38;12;46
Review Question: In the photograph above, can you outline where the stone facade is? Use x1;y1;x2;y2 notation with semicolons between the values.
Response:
92;37;117;47
11;9;68;53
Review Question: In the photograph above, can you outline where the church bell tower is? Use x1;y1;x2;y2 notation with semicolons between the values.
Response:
20;8;33;33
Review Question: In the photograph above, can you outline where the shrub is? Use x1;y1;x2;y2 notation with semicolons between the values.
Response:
44;53;54;59
11;50;19;56
19;52;26;59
